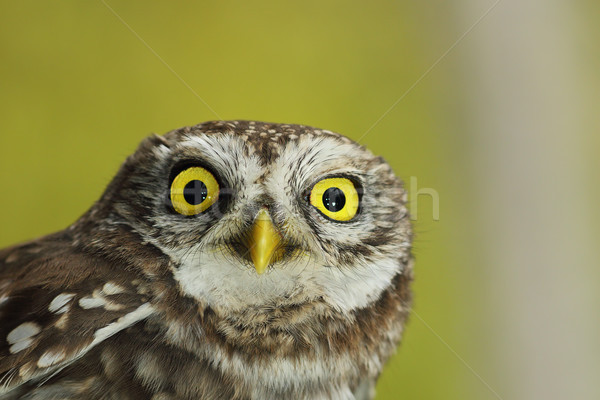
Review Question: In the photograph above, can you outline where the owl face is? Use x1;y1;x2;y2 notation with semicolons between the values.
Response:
97;121;410;314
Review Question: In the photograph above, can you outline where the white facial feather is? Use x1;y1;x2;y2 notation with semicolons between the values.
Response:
172;248;400;313
157;134;404;314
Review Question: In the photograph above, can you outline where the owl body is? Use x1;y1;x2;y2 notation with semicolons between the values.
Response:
0;121;412;399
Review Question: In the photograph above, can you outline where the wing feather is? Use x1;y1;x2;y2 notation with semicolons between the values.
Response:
0;232;156;395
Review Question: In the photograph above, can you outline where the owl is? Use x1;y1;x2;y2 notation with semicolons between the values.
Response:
0;120;412;400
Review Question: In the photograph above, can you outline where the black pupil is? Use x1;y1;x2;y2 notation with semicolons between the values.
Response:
322;187;346;212
183;180;208;205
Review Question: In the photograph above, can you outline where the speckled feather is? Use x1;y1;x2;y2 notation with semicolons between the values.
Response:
0;121;412;400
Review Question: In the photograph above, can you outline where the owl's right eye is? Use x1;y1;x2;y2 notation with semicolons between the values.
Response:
170;167;219;215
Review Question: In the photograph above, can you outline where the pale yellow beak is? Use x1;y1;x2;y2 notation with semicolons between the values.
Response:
249;209;282;274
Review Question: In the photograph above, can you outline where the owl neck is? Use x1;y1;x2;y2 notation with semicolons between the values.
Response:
148;270;412;397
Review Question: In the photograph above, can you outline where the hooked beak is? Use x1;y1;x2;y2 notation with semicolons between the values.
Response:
249;209;282;274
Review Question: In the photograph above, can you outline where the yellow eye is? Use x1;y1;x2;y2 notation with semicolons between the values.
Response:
309;177;359;221
170;167;219;216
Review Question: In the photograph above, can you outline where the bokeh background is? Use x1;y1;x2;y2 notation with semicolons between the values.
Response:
1;1;599;399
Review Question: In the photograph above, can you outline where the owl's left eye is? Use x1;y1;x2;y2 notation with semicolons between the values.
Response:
170;166;219;215
309;177;359;221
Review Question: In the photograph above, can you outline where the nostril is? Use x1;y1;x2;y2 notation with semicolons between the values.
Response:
254;194;276;210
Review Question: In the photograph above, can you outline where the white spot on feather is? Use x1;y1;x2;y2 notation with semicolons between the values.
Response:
91;303;154;345
49;293;75;314
9;338;34;353
5;252;19;263
55;313;69;330
18;303;155;380
79;296;106;309
79;287;126;310
7;322;41;345
102;282;125;295
19;361;36;378
38;349;66;368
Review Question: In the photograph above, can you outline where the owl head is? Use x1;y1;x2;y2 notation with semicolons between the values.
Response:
85;120;411;315
0;120;413;397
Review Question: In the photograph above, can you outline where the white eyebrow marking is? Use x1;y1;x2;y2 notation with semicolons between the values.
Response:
38;350;67;368
49;293;75;314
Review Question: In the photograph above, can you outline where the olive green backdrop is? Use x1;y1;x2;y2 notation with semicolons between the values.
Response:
2;1;599;399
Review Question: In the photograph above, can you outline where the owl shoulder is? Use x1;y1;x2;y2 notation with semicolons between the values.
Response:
0;231;156;395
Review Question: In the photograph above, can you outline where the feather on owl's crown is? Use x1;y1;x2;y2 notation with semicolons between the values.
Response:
162;120;367;164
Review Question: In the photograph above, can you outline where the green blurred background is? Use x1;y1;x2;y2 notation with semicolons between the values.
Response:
1;1;599;399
